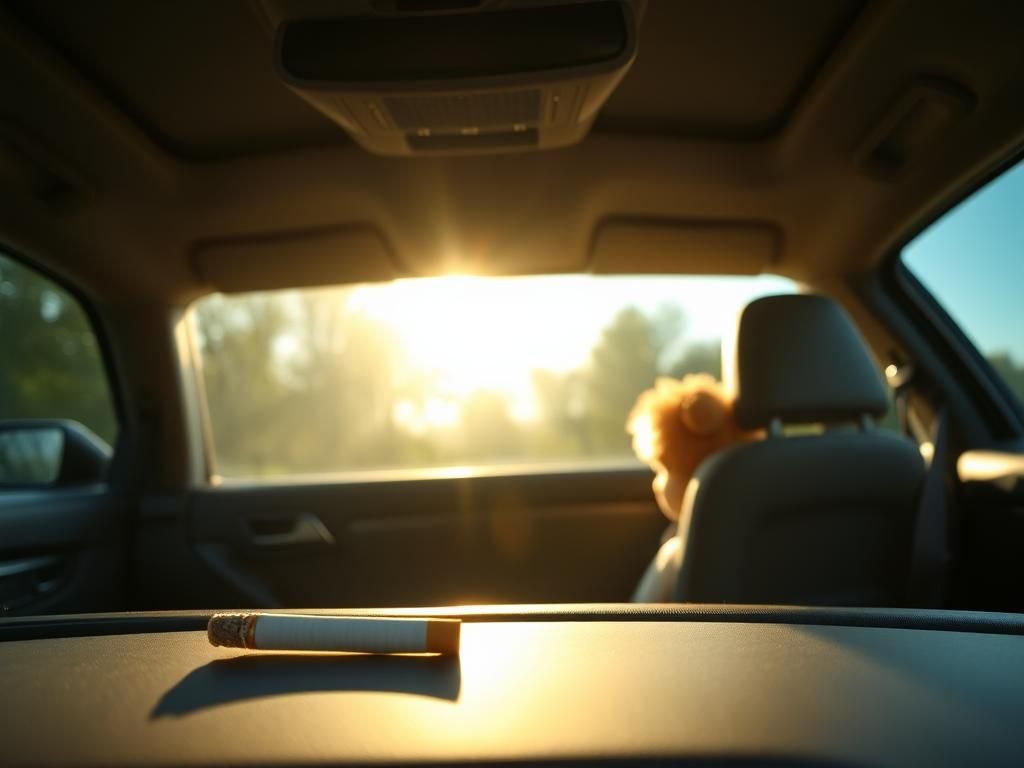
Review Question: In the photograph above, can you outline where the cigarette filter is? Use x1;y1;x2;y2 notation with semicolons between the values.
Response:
207;612;461;655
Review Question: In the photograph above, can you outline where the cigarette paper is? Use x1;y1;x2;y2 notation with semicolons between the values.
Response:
207;613;460;655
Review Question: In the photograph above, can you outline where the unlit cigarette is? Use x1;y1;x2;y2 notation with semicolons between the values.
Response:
207;612;460;655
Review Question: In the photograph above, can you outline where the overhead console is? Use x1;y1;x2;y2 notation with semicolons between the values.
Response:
263;0;638;156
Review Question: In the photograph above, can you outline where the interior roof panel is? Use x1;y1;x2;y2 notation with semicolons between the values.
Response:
598;0;864;138
10;0;865;160
2;0;1023;305
8;0;347;160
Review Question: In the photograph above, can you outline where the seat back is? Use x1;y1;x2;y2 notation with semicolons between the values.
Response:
676;433;923;604
671;293;925;605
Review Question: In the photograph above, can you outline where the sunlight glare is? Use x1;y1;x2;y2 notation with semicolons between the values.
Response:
195;272;796;478
348;273;792;425
350;275;589;421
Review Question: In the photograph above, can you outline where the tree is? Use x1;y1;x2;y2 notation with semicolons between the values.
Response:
194;289;417;476
582;307;666;454
987;352;1024;407
194;293;294;475
0;256;117;444
667;341;722;380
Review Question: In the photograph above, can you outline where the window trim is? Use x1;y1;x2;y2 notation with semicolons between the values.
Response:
183;306;221;485
883;150;1024;440
0;244;128;458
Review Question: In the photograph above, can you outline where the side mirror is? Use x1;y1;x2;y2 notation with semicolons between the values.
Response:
0;420;112;488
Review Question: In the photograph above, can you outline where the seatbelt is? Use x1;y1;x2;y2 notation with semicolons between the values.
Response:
908;407;952;607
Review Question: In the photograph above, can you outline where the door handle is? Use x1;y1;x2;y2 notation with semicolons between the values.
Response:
0;554;62;579
0;554;69;612
246;513;336;547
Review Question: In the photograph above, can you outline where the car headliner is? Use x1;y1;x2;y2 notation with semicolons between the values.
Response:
1;0;1022;304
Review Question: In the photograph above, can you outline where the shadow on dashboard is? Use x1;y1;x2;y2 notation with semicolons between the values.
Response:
151;652;462;718
791;623;1023;736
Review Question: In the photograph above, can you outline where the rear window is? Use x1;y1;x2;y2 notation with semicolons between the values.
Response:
192;274;794;481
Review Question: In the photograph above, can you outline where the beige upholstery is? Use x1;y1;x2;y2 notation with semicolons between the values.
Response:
635;294;925;606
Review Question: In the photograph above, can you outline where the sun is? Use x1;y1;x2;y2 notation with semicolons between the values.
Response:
348;275;584;413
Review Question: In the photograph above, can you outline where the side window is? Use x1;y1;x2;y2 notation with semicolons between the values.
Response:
902;159;1024;408
0;254;118;484
191;275;795;481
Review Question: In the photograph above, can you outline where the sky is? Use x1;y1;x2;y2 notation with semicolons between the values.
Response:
903;159;1024;363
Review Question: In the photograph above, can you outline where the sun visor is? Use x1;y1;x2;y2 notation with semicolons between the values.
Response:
589;219;779;275
193;227;397;293
265;0;637;157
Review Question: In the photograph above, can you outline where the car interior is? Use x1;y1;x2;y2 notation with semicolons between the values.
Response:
1;1;1024;765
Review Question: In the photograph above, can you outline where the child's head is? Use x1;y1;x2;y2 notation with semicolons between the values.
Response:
627;373;756;520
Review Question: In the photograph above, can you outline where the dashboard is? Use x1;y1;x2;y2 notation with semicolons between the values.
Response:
2;605;1024;766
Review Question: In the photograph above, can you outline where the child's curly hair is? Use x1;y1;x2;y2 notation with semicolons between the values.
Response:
627;373;758;520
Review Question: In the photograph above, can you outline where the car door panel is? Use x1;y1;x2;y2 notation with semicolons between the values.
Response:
0;488;125;614
165;467;665;608
957;445;1024;611
0;253;127;616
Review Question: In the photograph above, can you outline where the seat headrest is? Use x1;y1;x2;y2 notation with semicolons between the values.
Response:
725;294;889;430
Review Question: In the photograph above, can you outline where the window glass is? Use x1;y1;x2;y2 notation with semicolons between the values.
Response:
0;254;118;446
193;274;795;480
902;159;1024;406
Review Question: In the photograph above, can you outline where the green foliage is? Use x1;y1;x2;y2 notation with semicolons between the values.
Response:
582;307;664;454
0;256;117;445
667;341;722;380
196;291;409;475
